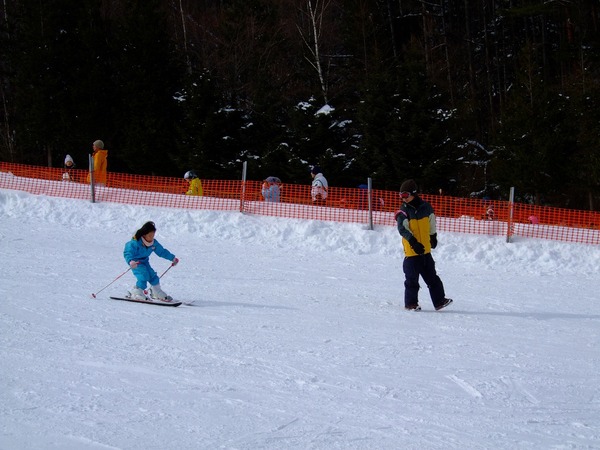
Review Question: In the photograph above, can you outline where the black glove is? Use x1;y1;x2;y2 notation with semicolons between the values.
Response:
408;236;425;255
430;233;438;249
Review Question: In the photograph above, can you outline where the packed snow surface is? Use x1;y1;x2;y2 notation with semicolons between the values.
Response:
1;189;599;449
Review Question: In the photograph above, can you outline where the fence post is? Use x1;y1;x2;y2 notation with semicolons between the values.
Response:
506;186;515;243
89;154;96;203
239;161;247;213
367;177;373;230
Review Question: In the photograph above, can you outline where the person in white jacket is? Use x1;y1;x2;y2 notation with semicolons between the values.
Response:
310;165;328;205
62;154;76;181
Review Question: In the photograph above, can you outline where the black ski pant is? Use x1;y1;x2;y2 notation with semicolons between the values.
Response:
403;253;446;308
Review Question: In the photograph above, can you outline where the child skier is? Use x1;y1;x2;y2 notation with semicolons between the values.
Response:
123;221;179;301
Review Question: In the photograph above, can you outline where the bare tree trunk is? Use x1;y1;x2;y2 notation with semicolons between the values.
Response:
2;0;8;37
440;2;454;108
575;3;587;95
421;1;431;76
1;0;14;160
357;0;369;77
297;0;330;104
1;85;15;161
178;0;192;74
463;0;476;106
386;0;397;59
483;0;494;132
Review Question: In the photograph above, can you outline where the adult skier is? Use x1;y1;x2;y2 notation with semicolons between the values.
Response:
395;179;452;311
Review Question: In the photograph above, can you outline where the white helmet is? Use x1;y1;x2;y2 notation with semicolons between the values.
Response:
184;170;197;180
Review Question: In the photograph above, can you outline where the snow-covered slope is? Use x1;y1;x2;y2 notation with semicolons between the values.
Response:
1;190;599;449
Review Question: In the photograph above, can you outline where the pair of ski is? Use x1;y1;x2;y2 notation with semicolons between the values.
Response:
109;295;194;307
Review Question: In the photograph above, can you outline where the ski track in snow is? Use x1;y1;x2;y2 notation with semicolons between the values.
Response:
1;191;600;449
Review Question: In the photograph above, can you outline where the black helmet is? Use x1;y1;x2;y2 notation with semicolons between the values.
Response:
400;179;417;194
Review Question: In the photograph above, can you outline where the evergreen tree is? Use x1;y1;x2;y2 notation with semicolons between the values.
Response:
173;69;220;178
9;0;111;166
493;82;575;205
107;0;182;175
571;89;600;211
356;54;458;193
1;0;599;208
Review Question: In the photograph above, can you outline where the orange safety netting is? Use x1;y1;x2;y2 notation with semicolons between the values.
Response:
1;162;598;245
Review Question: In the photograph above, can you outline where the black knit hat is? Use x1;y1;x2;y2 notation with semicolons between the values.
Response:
400;179;418;194
310;165;322;175
134;221;156;240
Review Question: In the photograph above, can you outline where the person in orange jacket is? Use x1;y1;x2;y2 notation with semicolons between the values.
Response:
87;140;108;185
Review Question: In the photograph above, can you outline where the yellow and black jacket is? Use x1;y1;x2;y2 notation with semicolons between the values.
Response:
395;196;437;257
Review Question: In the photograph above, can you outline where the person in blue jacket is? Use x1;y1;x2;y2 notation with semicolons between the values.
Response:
395;179;452;311
261;176;281;202
123;221;179;300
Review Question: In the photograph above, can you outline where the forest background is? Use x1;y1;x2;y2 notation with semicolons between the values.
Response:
1;0;599;210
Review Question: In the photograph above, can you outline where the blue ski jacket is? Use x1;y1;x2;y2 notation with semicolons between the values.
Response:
123;238;175;266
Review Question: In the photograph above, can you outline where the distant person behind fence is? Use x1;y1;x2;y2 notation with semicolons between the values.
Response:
529;215;539;224
184;170;203;196
87;140;108;186
261;176;281;202
63;154;76;181
357;184;369;210
310;165;328;205
485;204;495;221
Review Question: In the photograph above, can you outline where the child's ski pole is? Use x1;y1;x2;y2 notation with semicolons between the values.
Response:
91;268;131;298
158;264;173;279
159;258;179;279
